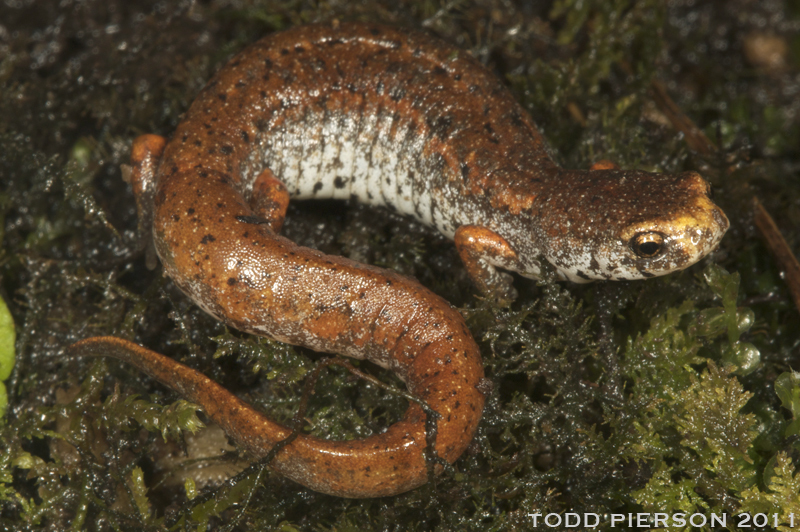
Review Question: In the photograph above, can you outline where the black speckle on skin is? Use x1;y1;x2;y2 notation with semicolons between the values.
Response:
334;176;347;189
280;48;289;55
227;278;237;286
484;123;499;144
187;208;195;215
313;182;323;193
235;215;271;225
240;130;250;143
218;93;227;102
576;270;591;280
220;145;233;155
426;115;453;141
389;86;406;101
460;163;470;180
200;234;216;244
433;66;446;76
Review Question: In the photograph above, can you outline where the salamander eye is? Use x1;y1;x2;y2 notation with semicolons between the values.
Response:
631;232;665;258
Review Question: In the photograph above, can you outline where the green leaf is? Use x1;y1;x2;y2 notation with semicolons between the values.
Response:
0;294;15;419
702;264;748;344
129;467;151;521
721;341;761;376
0;294;15;381
184;477;198;501
0;383;7;420
775;372;800;437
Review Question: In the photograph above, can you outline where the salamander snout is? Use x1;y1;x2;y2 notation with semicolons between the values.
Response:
614;171;729;279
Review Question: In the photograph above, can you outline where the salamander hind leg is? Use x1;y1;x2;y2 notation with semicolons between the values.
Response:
246;167;291;233
589;159;620;170
454;225;521;305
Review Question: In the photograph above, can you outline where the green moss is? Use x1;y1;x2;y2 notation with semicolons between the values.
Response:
739;453;800;531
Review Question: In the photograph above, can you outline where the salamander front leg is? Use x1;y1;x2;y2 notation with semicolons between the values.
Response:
122;134;167;270
454;225;521;304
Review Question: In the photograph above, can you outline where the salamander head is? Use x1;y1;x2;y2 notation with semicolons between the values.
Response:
538;169;729;282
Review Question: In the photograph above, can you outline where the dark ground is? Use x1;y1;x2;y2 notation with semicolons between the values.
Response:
1;0;799;530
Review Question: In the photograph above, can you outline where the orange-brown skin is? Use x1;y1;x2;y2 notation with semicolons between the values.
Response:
76;125;485;496
74;23;491;495
70;21;730;498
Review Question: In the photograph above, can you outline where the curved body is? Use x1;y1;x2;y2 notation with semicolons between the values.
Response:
72;22;729;498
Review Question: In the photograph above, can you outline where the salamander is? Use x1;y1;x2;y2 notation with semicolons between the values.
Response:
69;21;729;498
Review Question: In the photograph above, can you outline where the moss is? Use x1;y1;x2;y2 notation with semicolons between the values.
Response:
1;0;799;530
